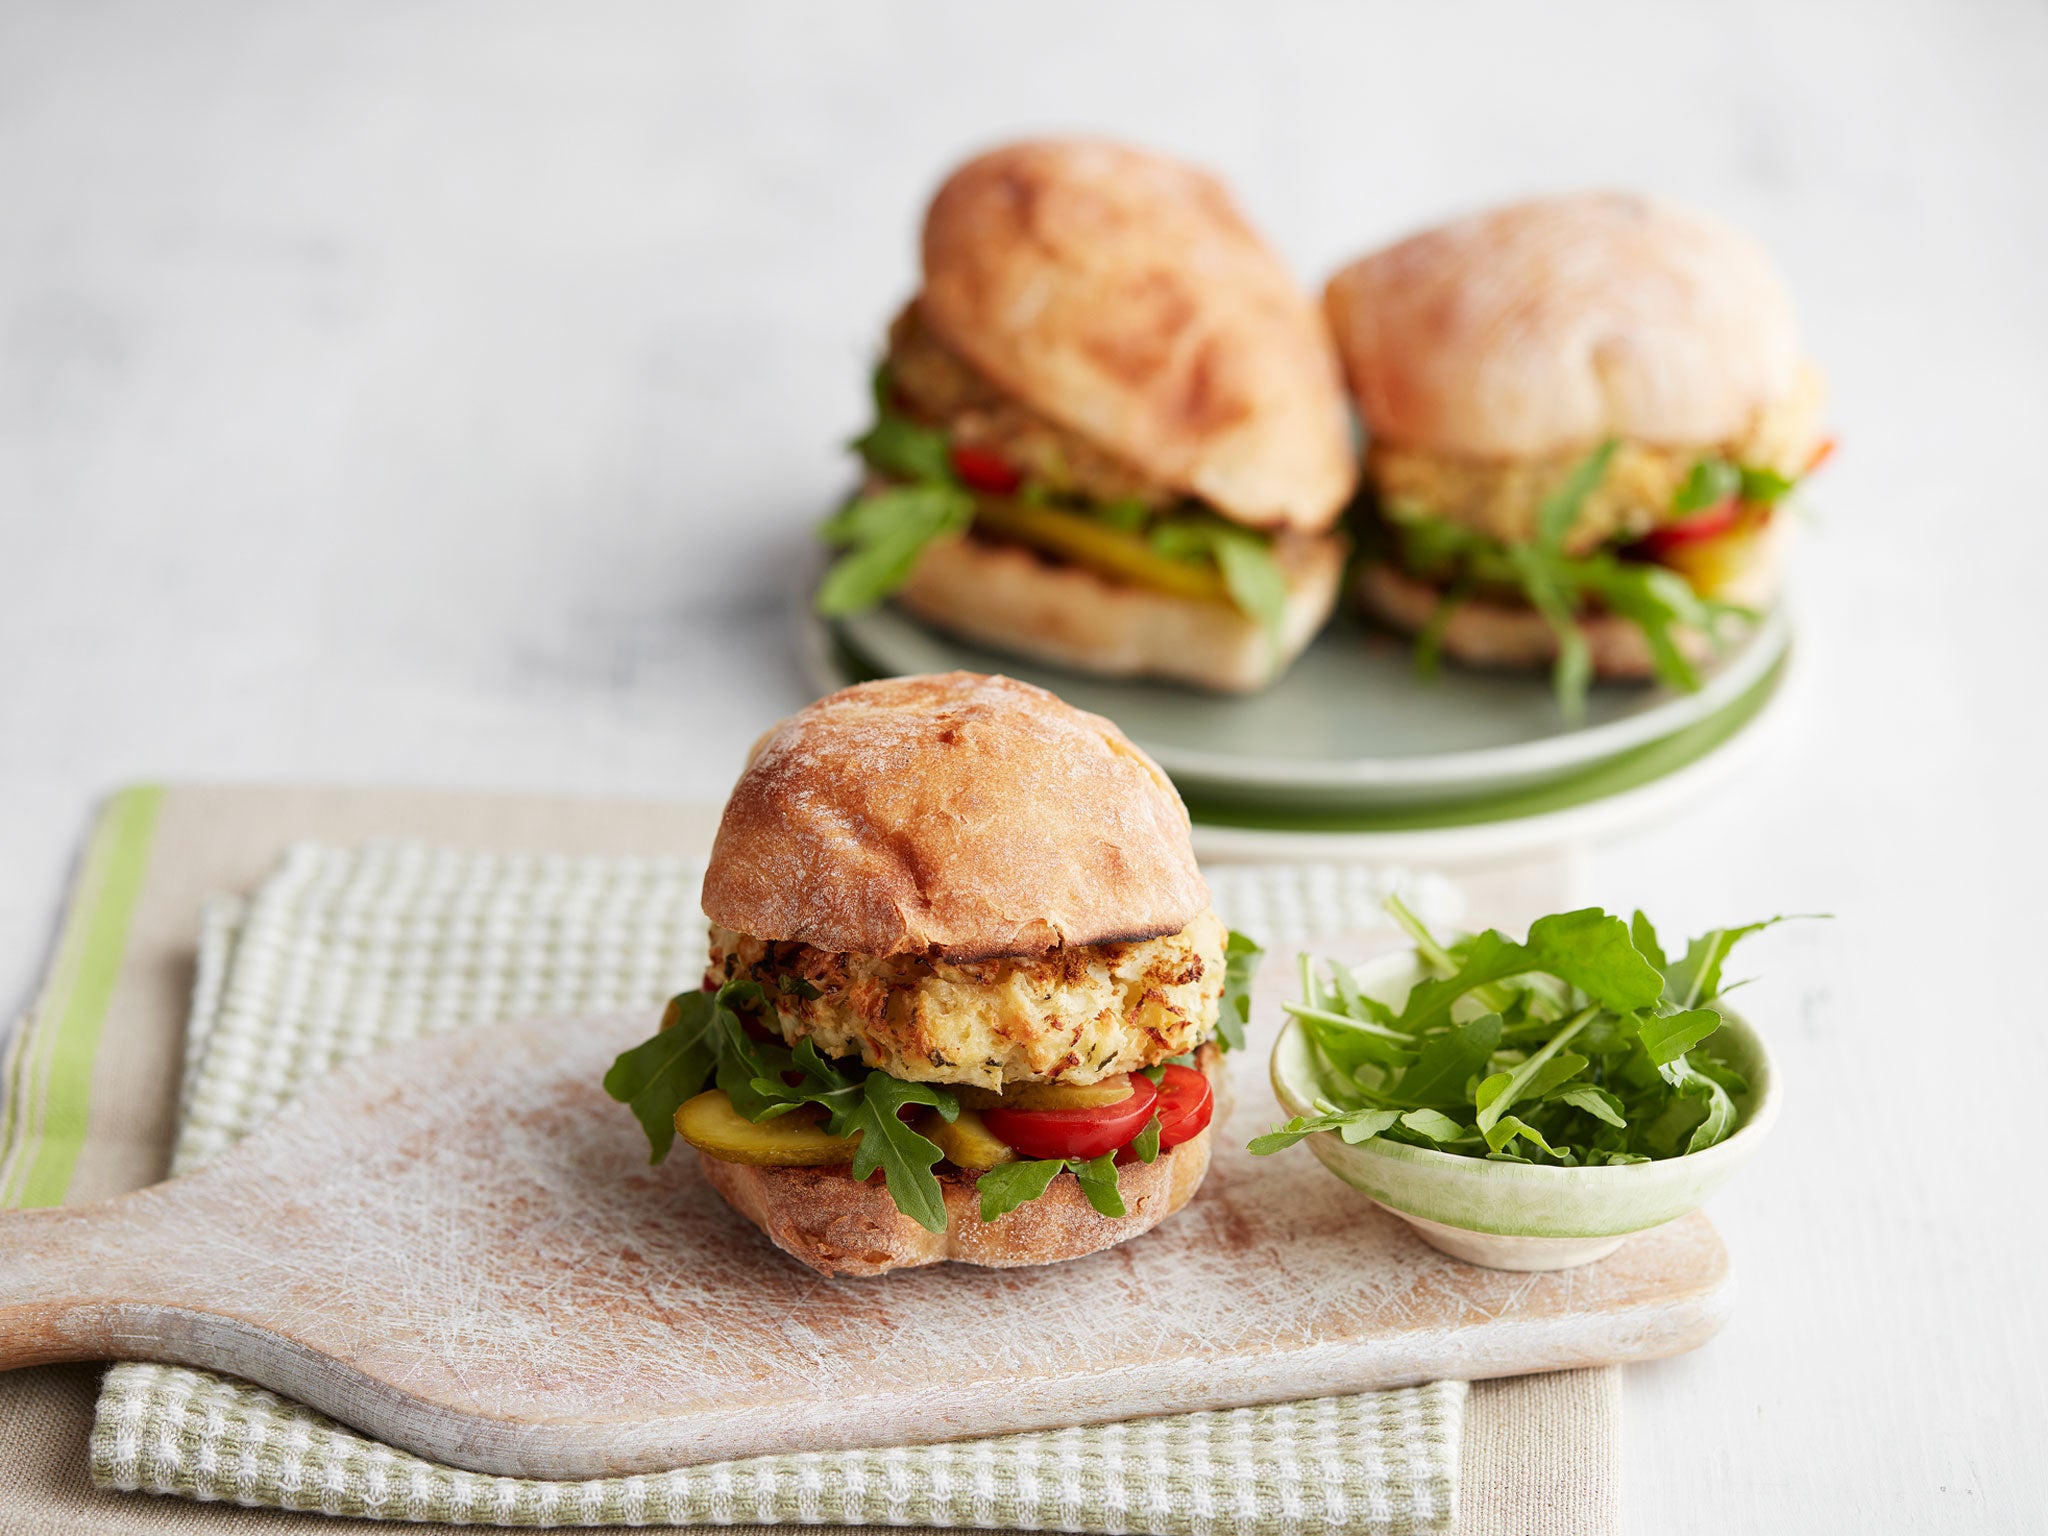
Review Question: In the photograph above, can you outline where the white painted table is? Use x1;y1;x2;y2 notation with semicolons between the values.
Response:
1;4;2041;1530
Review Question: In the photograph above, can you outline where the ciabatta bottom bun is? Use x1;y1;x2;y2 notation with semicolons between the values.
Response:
895;532;1343;694
700;1127;1211;1278
1355;525;1783;682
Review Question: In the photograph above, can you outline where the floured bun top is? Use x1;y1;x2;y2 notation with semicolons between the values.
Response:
701;672;1210;961
918;138;1357;533
1324;192;1809;460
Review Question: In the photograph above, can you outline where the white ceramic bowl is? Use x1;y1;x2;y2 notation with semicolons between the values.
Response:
1269;953;1779;1270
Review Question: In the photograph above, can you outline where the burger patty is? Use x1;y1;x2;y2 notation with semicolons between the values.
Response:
886;302;1178;510
705;910;1227;1089
1371;363;1826;556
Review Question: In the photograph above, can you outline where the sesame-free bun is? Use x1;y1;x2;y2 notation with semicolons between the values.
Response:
1325;193;1808;460
701;672;1209;962
894;531;1344;694
699;1123;1212;1278
920;139;1357;534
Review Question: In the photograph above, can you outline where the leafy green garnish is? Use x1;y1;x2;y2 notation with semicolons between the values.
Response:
601;992;721;1163
814;368;973;617
851;410;954;485
974;1158;1066;1220
815;483;973;616
1673;456;1798;515
1674;457;1742;514
1150;516;1288;638
974;1152;1129;1221
1386;440;1759;716
1130;1115;1162;1163
1535;438;1619;550
837;1072;958;1233
1216;929;1263;1052
1069;1153;1126;1217
1249;1105;1401;1155
1252;900;1811;1165
603;980;964;1233
1392;908;1663;1033
1659;915;1807;1009
1737;465;1796;506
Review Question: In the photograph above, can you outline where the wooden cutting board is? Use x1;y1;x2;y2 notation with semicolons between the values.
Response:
0;1012;1730;1481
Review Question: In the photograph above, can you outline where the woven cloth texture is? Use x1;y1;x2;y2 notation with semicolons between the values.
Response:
90;844;1467;1533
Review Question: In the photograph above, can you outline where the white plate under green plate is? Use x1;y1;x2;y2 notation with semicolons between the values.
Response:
827;600;1790;806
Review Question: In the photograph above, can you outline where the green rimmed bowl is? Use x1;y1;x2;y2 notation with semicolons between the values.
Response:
1269;954;1780;1270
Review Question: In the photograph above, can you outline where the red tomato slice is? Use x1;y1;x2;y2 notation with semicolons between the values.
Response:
950;443;1022;495
982;1074;1158;1161
1637;497;1743;556
1151;1063;1214;1150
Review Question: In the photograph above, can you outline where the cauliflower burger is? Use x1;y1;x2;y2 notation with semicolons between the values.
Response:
604;671;1260;1277
814;138;1358;694
1323;192;1834;712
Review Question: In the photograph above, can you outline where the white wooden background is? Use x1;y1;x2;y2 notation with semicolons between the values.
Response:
2;4;2042;1530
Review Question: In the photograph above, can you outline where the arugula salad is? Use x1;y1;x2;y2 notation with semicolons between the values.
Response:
1252;898;1800;1166
606;928;1263;1232
814;367;1290;637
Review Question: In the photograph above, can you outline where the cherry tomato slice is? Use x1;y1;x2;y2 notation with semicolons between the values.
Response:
950;443;1022;495
1637;497;1743;556
982;1074;1158;1161
1151;1063;1214;1150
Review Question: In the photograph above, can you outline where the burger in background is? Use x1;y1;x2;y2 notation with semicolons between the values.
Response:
1324;192;1833;713
817;139;1358;694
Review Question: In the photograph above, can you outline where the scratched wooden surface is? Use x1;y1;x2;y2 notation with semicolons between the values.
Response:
0;1010;1728;1480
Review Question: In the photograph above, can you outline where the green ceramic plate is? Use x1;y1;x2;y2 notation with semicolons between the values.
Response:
829;600;1790;808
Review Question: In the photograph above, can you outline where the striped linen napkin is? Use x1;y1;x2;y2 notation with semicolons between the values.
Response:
89;843;1468;1533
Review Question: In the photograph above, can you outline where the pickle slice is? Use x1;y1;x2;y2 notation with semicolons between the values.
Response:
673;1090;860;1166
972;501;1229;604
955;1073;1137;1112
925;1108;1017;1170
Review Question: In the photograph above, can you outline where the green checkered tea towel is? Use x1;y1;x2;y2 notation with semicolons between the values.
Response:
89;844;1468;1532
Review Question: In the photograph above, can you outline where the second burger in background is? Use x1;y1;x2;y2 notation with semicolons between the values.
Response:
1324;193;1833;713
817;139;1358;693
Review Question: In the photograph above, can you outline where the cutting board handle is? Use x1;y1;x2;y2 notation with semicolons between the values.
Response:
0;1197;189;1368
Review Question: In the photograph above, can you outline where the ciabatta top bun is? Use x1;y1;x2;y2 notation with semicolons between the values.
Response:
920;138;1357;533
1324;192;1811;460
702;671;1210;963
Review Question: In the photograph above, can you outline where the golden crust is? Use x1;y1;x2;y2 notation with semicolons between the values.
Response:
707;910;1226;1088
701;672;1210;962
894;529;1343;693
920;139;1356;533
1356;528;1782;681
1325;193;1819;460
